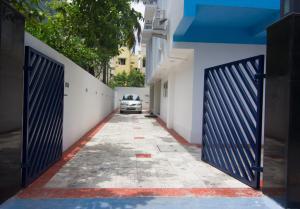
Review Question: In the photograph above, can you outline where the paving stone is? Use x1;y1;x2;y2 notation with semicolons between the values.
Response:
157;144;186;152
45;113;251;189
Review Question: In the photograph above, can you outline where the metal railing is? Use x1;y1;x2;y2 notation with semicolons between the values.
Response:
144;20;153;30
143;0;157;5
153;9;168;34
154;9;166;19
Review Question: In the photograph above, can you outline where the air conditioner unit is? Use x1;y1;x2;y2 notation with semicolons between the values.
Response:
152;10;168;39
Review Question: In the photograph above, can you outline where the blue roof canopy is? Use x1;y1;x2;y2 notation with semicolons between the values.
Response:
174;0;280;44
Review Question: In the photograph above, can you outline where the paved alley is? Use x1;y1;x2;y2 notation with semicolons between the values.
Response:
46;113;247;189
0;113;283;209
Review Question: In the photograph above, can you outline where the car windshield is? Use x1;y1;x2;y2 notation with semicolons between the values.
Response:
122;94;140;101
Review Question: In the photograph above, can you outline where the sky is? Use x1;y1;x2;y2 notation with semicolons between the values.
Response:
131;2;145;53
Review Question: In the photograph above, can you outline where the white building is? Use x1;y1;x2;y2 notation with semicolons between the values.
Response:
142;0;280;144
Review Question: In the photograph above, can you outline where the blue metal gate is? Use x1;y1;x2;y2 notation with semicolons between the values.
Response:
202;55;264;189
22;46;64;187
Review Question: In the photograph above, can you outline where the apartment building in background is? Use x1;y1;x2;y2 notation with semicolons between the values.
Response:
110;47;146;76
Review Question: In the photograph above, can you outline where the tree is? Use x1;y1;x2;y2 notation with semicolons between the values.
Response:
109;69;145;88
109;71;128;88
10;0;142;84
21;0;102;72
71;0;142;81
10;0;46;23
127;69;145;87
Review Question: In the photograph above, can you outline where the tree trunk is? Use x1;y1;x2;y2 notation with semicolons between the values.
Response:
102;65;107;84
88;67;95;76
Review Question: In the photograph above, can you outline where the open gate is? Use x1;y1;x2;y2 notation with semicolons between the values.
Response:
22;46;64;187
202;55;264;189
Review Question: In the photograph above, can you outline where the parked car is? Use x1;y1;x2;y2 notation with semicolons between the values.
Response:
120;94;142;114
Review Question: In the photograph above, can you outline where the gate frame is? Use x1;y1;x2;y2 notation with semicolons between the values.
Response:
201;55;265;189
22;46;64;187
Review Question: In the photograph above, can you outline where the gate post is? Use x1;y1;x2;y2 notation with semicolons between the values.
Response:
0;0;24;203
264;12;300;208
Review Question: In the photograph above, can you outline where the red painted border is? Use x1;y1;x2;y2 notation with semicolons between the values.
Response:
18;110;117;195
19;188;262;199
156;117;201;147
136;154;152;158
18;111;261;199
134;136;145;140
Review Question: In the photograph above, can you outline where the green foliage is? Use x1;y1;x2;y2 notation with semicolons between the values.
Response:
109;71;128;88
73;0;142;52
127;68;145;87
25;1;101;70
10;0;46;23
109;69;145;88
11;0;142;83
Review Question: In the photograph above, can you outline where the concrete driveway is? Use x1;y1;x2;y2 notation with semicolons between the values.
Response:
45;113;247;189
0;113;283;209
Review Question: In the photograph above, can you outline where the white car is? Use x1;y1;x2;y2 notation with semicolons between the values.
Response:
120;94;142;114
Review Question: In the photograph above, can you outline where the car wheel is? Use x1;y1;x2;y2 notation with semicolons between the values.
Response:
139;111;142;114
120;110;123;114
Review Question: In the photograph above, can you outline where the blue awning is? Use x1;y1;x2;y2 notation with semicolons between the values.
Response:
174;0;280;44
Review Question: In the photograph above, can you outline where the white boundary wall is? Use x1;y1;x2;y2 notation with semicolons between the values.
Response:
114;87;150;111
159;57;194;142
25;33;114;151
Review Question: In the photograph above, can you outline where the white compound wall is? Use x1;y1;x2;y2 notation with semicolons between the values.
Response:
25;33;115;151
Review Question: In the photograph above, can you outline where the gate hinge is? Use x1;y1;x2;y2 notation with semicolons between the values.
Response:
251;166;263;172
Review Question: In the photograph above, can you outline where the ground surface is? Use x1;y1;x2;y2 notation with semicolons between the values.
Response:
46;113;247;189
0;113;283;209
1;197;282;209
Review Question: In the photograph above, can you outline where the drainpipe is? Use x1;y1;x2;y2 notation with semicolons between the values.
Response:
166;74;175;129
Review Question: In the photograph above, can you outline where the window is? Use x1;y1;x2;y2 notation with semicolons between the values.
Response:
163;82;168;97
122;94;140;101
118;58;126;65
143;57;146;67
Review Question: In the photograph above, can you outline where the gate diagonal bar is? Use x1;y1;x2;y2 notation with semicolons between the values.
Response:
22;46;64;187
201;55;264;189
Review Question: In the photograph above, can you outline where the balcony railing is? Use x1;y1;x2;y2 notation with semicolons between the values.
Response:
143;0;157;5
144;19;153;30
154;9;165;19
153;10;167;31
152;9;168;39
144;24;153;30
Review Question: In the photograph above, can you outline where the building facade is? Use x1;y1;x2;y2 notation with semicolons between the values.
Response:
110;47;145;75
142;0;280;144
